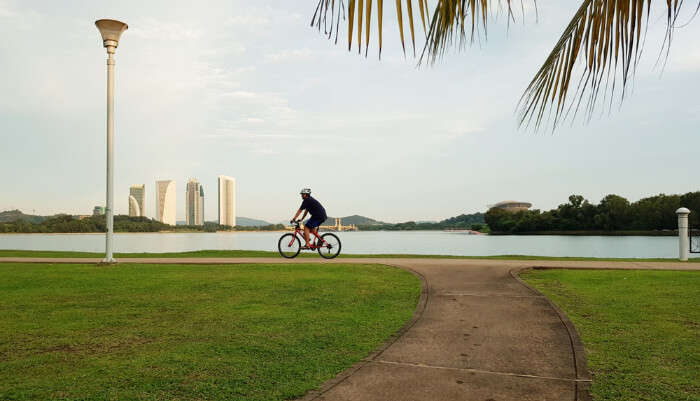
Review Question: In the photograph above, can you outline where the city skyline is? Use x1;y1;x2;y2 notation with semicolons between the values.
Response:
1;2;699;224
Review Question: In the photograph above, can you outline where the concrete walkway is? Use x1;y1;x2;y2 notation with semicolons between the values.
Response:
2;257;698;400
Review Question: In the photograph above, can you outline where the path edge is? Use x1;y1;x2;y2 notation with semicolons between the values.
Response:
509;267;593;401
297;262;429;401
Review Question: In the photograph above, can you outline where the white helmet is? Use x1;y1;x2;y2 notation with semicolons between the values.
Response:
300;188;311;195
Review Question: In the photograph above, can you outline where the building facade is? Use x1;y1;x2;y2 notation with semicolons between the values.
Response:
217;175;235;227
129;184;146;217
492;200;533;213
186;179;204;226
155;180;176;225
93;206;105;216
128;195;140;217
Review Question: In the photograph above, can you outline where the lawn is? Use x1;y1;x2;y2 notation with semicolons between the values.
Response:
1;249;699;263
0;263;421;401
521;269;700;401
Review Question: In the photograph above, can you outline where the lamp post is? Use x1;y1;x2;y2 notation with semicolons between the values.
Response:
676;207;690;261
95;19;128;264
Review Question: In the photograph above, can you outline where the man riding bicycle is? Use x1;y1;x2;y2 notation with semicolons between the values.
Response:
291;188;327;249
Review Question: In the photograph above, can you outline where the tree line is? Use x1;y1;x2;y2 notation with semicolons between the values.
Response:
357;213;486;231
0;215;284;233
485;192;700;234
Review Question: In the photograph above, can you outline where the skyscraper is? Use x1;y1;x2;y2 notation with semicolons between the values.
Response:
128;195;140;217
155;180;176;225
186;179;204;226
128;184;146;217
218;175;235;227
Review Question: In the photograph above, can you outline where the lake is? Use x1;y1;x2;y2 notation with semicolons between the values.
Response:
0;231;684;258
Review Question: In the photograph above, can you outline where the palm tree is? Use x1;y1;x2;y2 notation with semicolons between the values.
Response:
311;0;700;130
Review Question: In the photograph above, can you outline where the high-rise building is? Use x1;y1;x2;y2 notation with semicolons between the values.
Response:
129;184;146;217
218;175;235;227
186;179;204;226
128;195;140;217
155;180;176;225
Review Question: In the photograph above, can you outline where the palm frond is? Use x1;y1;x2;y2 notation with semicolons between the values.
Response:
311;0;699;132
518;0;697;131
312;0;520;59
420;0;518;63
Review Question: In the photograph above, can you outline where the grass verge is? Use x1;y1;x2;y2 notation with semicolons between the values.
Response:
1;249;699;263
521;269;699;401
0;263;421;401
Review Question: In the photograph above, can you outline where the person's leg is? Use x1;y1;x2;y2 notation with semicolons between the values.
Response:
303;225;311;247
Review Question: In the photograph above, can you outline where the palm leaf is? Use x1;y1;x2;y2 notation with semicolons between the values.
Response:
519;0;698;131
420;1;517;63
313;0;522;58
312;0;700;131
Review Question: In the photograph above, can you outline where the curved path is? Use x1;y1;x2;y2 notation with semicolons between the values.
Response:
303;259;592;401
2;257;697;400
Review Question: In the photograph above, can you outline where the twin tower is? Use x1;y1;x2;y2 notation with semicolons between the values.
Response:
128;175;236;227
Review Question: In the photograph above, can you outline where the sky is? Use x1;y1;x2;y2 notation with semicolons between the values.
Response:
1;0;699;223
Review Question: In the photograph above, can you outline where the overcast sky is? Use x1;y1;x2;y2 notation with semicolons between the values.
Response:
1;0;699;223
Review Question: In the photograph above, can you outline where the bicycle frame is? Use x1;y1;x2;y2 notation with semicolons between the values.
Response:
289;222;325;249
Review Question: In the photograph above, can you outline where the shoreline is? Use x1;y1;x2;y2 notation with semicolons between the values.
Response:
0;230;290;235
489;230;680;236
1;249;699;262
0;230;686;236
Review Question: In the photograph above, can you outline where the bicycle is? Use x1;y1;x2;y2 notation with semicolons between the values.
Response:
278;221;342;259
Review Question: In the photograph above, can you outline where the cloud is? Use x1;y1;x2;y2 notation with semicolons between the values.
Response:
668;46;700;72
265;48;314;63
128;18;202;40
0;1;41;30
0;2;16;18
226;15;270;26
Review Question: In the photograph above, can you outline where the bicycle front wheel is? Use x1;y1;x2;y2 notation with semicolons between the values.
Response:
278;233;301;258
318;233;341;259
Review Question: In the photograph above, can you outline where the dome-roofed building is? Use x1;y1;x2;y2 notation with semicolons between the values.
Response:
491;200;532;213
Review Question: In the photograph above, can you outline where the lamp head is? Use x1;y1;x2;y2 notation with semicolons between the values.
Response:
95;19;128;53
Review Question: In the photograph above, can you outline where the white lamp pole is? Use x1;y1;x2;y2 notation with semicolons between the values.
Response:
95;19;128;264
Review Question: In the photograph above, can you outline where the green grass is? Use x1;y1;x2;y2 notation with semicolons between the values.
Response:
0;263;421;401
1;249;699;262
521;269;700;401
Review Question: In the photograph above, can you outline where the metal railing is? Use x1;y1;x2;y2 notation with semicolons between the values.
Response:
691;228;700;254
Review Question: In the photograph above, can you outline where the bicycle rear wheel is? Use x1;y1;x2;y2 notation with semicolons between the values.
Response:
278;233;301;258
317;233;341;259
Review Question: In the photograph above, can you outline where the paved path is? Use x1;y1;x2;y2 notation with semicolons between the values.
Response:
2;257;698;400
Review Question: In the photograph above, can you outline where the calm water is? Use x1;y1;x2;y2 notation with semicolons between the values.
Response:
0;231;683;258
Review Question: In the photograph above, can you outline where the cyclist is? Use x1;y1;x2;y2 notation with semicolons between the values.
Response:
291;188;327;249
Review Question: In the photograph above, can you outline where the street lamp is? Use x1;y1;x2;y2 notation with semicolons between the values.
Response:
95;19;128;264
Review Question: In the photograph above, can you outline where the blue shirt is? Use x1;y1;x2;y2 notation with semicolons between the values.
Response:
300;196;327;220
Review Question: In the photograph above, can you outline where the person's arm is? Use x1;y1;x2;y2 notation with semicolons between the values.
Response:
292;199;309;222
291;209;308;222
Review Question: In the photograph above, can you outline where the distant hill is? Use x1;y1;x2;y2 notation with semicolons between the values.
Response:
202;217;273;227
0;210;46;224
323;215;383;226
237;217;272;227
440;212;485;227
356;212;486;231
